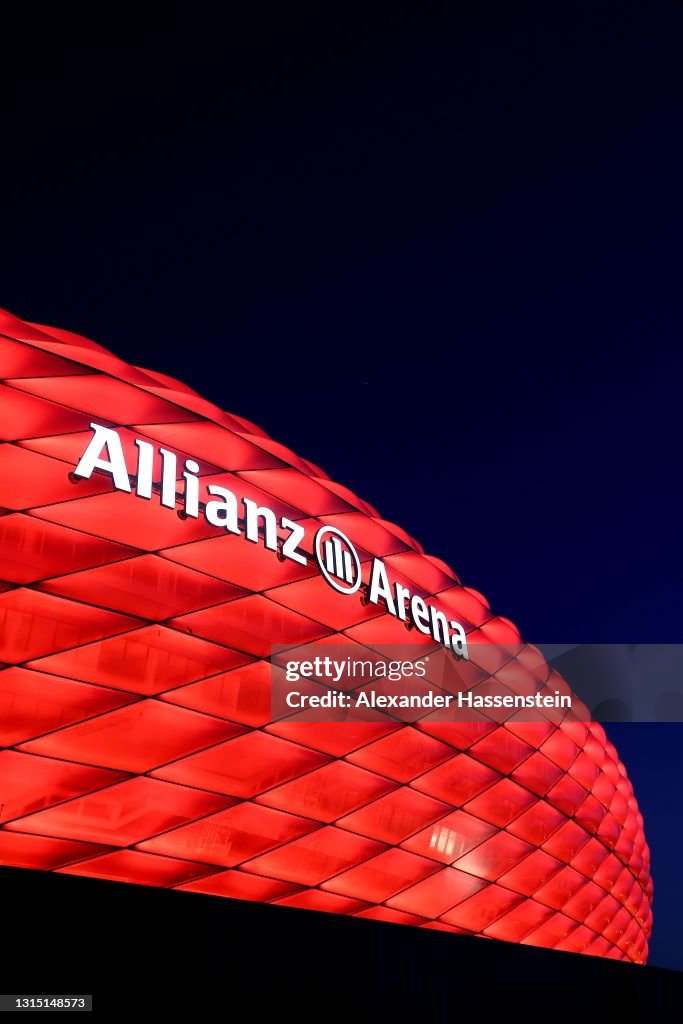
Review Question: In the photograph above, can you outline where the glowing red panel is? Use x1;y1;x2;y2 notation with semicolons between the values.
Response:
383;551;456;594
484;899;554;942
575;794;607;835
6;777;231;845
417;710;497;750
274;890;369;915
454;832;534;881
34;489;219;550
317;513;409;557
237;436;317;474
132;421;284;472
505;719;555;748
542;819;591;862
401;810;497;863
612;865;638;905
0;336;92;378
431;586;491;628
463;779;538;827
42;554;245;619
569;752;602;789
411;753;501;805
557;924;599;954
243;827;386;886
0;831;113;870
0;444;113;510
139;803;317;867
593;853;625;892
609;790;629;827
265;574;384;631
603;905;635;947
355;907;426;927
257;761;397;823
28;625;248;694
162;534;316;591
522;911;580;948
387;867;486;918
171;595;330;657
562;880;604;923
178;870;301;902
420;921;471;934
597;812;622;853
592;772;616;809
267;719;400;756
507;801;565;845
10;374;199;426
0;667;136;745
337;788;451;844
19;700;242;772
441;885;523;931
323;848;439;902
468;729;535;774
534;865;587;910
152;731;329;797
0;514;135;584
239;469;351;516
498;850;564;897
345;728;455;782
0;382;91;439
585;934;616;958
557;719;589;748
545;774;588;816
0;750;126;825
512;751;565;795
59;849;211;887
345;612;436;649
571;836;610;878
162;661;269;726
0;588;137;663
585;894;621;935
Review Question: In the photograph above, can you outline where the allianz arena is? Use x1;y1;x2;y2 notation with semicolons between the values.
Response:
0;307;652;963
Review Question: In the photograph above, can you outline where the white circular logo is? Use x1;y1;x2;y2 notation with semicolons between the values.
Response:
314;525;362;594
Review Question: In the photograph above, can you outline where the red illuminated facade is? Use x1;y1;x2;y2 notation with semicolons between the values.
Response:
0;307;652;962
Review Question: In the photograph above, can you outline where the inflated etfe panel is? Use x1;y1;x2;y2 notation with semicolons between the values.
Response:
0;308;651;962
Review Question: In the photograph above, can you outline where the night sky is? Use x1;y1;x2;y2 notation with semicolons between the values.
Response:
2;3;682;971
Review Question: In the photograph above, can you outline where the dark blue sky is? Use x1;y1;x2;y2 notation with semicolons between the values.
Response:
2;2;682;970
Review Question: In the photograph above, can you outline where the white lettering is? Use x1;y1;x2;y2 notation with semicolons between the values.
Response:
205;485;240;533
74;422;131;491
368;558;397;615
134;439;154;499
280;518;307;565
243;498;278;551
159;448;177;508
182;459;200;518
410;595;431;634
